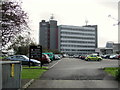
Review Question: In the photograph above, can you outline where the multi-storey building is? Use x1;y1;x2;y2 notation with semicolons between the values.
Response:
39;20;58;50
39;19;98;55
39;20;49;49
113;43;120;53
58;25;98;55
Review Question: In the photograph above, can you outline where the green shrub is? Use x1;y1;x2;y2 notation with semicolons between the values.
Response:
116;67;120;81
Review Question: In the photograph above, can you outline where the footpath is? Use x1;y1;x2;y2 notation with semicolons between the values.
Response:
21;60;59;89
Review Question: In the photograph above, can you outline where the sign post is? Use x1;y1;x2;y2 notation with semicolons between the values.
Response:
29;45;42;67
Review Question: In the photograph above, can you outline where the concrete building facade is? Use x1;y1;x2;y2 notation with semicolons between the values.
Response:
49;20;58;49
58;25;98;55
39;20;49;49
113;43;120;53
39;19;98;55
95;48;113;55
95;42;120;55
39;20;58;50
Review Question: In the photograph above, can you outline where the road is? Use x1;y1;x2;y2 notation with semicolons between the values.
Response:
28;58;119;89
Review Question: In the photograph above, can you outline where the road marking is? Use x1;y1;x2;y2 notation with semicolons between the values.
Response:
22;79;34;89
49;60;61;69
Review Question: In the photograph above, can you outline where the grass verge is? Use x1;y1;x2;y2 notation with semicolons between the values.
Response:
21;66;48;79
104;67;118;77
0;56;7;59
104;67;120;81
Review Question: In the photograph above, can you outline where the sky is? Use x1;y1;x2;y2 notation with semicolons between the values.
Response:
20;0;119;47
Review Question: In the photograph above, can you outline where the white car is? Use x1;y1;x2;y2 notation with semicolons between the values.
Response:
54;54;61;60
6;55;41;66
109;54;118;59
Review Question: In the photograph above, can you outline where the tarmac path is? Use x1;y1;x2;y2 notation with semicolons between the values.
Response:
27;58;119;89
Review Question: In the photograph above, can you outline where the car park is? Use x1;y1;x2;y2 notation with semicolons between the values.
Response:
85;54;102;61
6;55;41;66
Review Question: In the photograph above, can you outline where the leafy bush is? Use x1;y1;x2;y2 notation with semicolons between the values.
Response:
116;67;120;81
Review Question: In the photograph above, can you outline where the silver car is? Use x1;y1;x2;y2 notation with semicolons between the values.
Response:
6;55;41;66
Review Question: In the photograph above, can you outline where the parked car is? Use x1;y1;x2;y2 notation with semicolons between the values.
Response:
117;54;120;59
85;55;102;61
6;55;41;66
41;54;51;63
109;54;119;59
54;54;61;60
101;54;110;59
63;54;68;58
69;55;74;58
42;52;54;61
58;54;63;59
80;55;87;60
73;54;79;58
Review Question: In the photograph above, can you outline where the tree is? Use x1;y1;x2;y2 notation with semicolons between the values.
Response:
8;35;36;55
1;0;29;48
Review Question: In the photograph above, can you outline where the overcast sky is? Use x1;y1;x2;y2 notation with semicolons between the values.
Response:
21;0;119;47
